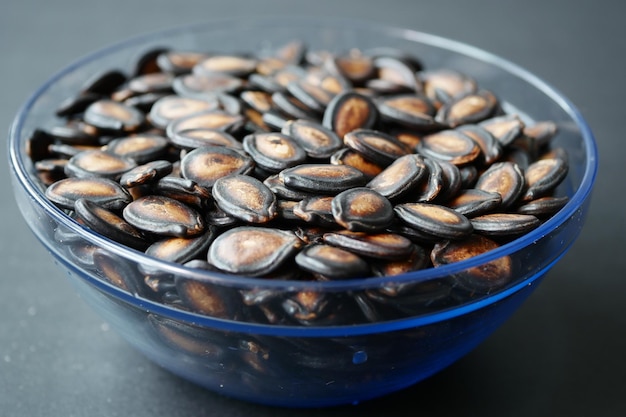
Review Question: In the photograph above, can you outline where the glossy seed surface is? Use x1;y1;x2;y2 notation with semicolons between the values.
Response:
394;202;473;239
343;129;410;166
323;230;414;259
295;243;370;279
475;161;525;209
322;91;378;139
280;164;368;194
45;177;132;210
281;119;343;158
65;150;137;180
212;174;278;223
180;145;254;188
331;187;394;232
123;195;205;237
242;132;307;172
470;213;541;237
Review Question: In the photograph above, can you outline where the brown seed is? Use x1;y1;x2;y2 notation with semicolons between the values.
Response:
64;149;137;180
207;226;302;276
417;129;481;165
212;174;278;223
475;161;525;209
180;145;254;189
376;94;441;131
169;128;242;150
105;133;170;164
394;202;473;239
322;90;379;139
148;95;218;129
294;243;370;279
83;99;145;132
119;160;173;188
279;163;368;194
330;148;384;179
522;157;568;201
193;55;258;78
343;128;411;166
323;230;414;260
431;234;512;294
281;119;343;159
331;187;394;232
45;177;132;210
74;198;149;250
242;132;307;173
166;110;245;137
123;195;205;237
293;196;336;227
470;213;541;237
447;189;502;217
436;89;498;127
366;153;429;200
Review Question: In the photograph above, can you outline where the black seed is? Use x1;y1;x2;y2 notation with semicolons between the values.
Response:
45;177;132;210
180;145;254;189
294;243;370;279
331;187;394;232
394;202;473;240
323;230;414;260
322;90;379;139
212;174;278;223
123;195;205;238
279;163;368;194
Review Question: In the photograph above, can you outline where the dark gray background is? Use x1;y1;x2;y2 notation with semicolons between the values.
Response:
1;0;624;416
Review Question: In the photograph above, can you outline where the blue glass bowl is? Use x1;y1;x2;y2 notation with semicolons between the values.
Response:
8;17;597;407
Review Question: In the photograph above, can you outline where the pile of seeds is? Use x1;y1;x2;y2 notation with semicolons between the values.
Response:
27;40;569;324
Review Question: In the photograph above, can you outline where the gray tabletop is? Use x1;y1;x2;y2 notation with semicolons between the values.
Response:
1;0;624;416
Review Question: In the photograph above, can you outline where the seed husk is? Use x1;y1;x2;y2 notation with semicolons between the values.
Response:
212;174;278;223
436;89;498;127
83;99;145;132
148;94;218;129
522;157;568;201
45;177;132;210
331;187;394;232
515;195;569;217
263;173;316;200
92;248;143;294
343;128;411;167
293;196;336;227
330;148;384;179
242;132;307;173
523;120;558;148
105;133;170;164
376;94;441;131
366;153;428;200
145;227;216;264
420;69;477;104
119;160;173;188
207;226;302;276
479;114;525;147
153;176;212;208
394;202;473;240
294;243;370;279
166;109;245;137
414;157;444;202
281;119;343;159
279;163;368;194
371;55;421;91
123;195;205;238
447;189;502;217
323;230;414;260
455;124;502;165
322;90;379;139
475;161;525;209
470;213;541;237
180;145;254;189
64;149;137;180
417;129;481;165
175;277;242;319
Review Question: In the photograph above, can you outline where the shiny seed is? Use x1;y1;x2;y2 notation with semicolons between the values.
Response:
470;213;541;237
371;244;430;282
74;198;148;250
105;133;169;164
323;230;414;260
212;174;278;223
169;128;242;150
175;277;241;319
279;163;368;194
64;149;137;180
145;227;215;264
436;160;463;202
322;90;378;139
207;226;302;276
293;196;336;227
148;95;218;129
123;195;205;237
332;187;394;232
242;132;307;173
436;89;498;127
475;161;525;208
447;189;502;217
282;290;334;325
343;128;411;166
180;145;254;188
119;160;173;188
83;99;145;132
286;80;334;114
45;177;132;210
366;153;428;200
420;69;477;104
154;176;212;208
376;94;441;131
417;129;481;165
515;195;569;217
455;124;502;165
394;202;473;239
281;119;343;159
193;55;258;78
166;110;244;137
294;243;370;279
522;157;568;201
415;157;444;202
263;173;315;200
431;234;512;294
479;114;525;147
330;148;384;179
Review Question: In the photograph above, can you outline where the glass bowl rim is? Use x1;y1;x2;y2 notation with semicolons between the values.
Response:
8;16;598;333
